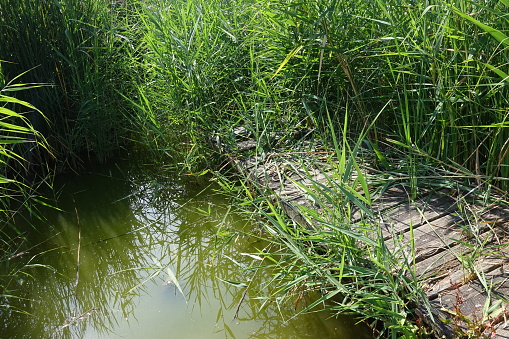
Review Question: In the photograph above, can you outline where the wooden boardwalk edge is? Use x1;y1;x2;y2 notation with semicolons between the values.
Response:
216;138;509;338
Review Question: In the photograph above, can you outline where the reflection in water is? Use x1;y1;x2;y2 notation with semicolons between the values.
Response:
1;163;373;338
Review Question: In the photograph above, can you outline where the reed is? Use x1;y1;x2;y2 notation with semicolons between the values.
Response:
1;0;508;181
0;0;140;167
131;0;509;188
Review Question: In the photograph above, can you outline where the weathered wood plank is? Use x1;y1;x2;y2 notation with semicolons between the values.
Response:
384;203;509;265
429;264;509;336
494;326;509;338
380;194;457;238
426;240;509;299
380;213;464;266
409;213;509;294
351;185;414;221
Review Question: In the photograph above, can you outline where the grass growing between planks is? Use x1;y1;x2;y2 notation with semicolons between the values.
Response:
220;121;509;338
214;113;430;338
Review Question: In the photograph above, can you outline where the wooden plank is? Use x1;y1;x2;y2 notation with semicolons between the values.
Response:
494;326;509;338
277;184;418;229
352;185;413;220
384;204;509;265
380;213;464;265
380;194;457;238
429;264;509;336
415;220;509;289
426;241;509;299
415;248;464;289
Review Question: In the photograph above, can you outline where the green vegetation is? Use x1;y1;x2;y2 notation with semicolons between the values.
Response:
1;0;509;337
0;75;52;316
0;0;138;166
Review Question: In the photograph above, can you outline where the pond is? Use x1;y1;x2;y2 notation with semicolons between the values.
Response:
1;161;373;338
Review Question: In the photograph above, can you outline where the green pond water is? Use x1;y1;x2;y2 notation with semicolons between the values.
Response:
1;162;373;338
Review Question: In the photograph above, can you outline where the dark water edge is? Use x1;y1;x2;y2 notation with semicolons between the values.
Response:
1;159;374;338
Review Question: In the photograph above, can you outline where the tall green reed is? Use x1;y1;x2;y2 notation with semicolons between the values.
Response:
1;0;506;193
0;0;139;167
134;0;327;172
258;0;509;190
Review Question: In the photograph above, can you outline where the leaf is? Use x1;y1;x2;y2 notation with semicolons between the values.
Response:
485;299;503;318
217;278;248;288
240;253;263;261
322;221;378;247
0;139;32;145
271;45;304;79
31;198;62;210
0;176;14;184
353;158;371;205
166;267;186;300
224;255;249;270
452;7;509;47
0;107;25;119
335;184;373;218
185;169;210;176
223;323;235;338
0;121;32;133
298;289;341;315
0;95;38;110
483;62;509;80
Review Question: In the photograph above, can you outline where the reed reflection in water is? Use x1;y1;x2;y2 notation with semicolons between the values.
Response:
1;164;372;339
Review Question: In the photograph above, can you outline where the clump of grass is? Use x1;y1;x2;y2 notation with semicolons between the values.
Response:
248;0;509;189
0;0;140;167
1;0;507;196
132;0;509;191
133;0;327;173
224;117;430;338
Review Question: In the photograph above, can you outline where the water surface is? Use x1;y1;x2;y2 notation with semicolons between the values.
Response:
2;162;372;338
